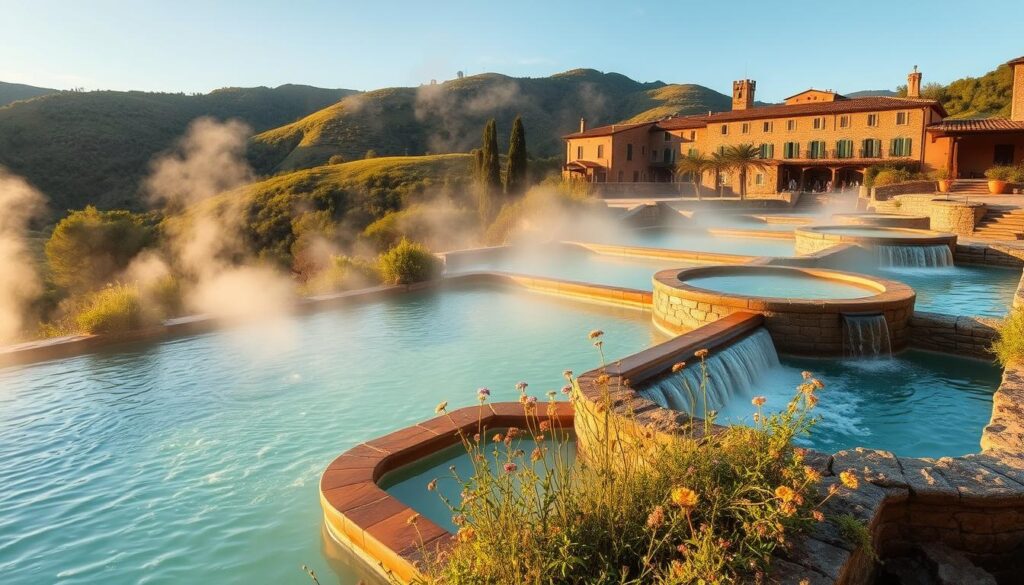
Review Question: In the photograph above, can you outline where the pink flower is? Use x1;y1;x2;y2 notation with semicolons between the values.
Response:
504;462;517;473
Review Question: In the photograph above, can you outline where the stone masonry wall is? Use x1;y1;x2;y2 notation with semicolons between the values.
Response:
869;194;986;236
908;312;999;360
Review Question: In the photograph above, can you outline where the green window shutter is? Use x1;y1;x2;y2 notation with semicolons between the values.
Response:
905;138;912;156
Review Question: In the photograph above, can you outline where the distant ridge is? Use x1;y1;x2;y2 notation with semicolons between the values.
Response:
846;89;898;98
0;81;58;107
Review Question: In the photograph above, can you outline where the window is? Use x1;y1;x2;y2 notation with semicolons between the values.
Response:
741;122;750;134
783;142;800;159
687;148;699;157
812;117;825;130
755;173;764;186
690;131;696;140
597;144;604;158
632;170;639;182
895;112;908;125
720;124;729;135
763;121;773;133
866;114;878;127
652;150;659;162
617;170;624;182
576;145;583;158
890;137;913;157
663;148;672;163
664;131;671;142
787;120;797;131
836;139;854;159
862;138;881;158
758;143;774;159
626;143;633;161
808;140;827;159
839;115;850;128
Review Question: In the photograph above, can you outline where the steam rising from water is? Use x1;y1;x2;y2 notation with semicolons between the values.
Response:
144;118;295;321
0;170;46;343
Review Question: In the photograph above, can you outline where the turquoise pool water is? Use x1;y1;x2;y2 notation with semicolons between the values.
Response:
0;285;660;585
447;246;693;291
872;265;1020;317
592;227;796;257
813;226;938;239
684;273;874;299
715;350;1000;458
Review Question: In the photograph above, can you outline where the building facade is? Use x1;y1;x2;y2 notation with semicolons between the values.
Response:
563;57;1024;194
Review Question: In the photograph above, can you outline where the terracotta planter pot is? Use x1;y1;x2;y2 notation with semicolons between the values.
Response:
937;179;953;193
988;179;1009;194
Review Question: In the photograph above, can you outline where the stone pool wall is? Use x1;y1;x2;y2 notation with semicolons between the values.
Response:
869;195;987;236
793;226;957;257
908;312;1000;360
956;241;1024;267
832;213;931;230
651;266;915;356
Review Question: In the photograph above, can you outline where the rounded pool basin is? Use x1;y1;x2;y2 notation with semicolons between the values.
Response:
685;272;874;299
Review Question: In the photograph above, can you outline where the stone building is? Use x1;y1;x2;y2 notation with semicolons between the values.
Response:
563;57;1024;194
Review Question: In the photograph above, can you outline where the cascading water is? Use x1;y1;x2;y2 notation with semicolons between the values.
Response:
639;328;778;414
877;244;953;268
842;314;892;357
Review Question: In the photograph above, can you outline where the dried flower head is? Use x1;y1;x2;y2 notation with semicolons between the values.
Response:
477;387;490;401
539;420;551;432
595;374;610;385
530;448;543;462
694;348;709;359
434;401;447;414
562;369;573;379
751;395;767;407
503;462;517;473
646;505;666;529
804;466;822;482
812;510;825;522
406;513;420;526
801;371;813;380
561;385;572;395
671;362;686;373
515;381;528;392
774;485;797;502
427;479;437;491
588;329;604;340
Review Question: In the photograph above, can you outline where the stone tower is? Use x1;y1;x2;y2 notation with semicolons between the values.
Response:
1009;57;1024;121
732;79;755;111
907;65;922;99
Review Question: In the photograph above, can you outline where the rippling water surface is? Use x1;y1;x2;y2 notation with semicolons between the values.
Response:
0;286;661;585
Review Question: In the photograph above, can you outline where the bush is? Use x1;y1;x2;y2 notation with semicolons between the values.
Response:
74;284;151;334
872;168;914;187
419;339;852;584
930;167;950;180
327;154;346;165
304;255;381;294
985;165;1017;181
45;206;156;292
377;239;441;285
992;306;1024;366
360;204;479;252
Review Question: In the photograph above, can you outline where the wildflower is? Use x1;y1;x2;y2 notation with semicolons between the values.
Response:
562;369;573;379
473;433;480;443
811;378;825;390
546;390;557;400
434;401;447;414
694;348;709;359
646;505;666;529
504;462;517;473
427;479;437;491
588;329;604;340
506;427;520;439
457;526;475;542
828;484;840;496
774;485;797;502
539;420;551;432
526;396;538;406
804;466;822;482
515;381;528;392
807;393;819;407
672;362;686;373
561;385;572;395
492;433;503;442
839;470;859;489
801;371;812;380
406;513;420;526
595;374;610;385
780;501;797;517
751;395;767;407
477;387;490;401
670;486;699;510
812;510;825;522
452;514;465;526
530;448;543;462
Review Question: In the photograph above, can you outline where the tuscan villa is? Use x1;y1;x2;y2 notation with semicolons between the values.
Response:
563;56;1024;194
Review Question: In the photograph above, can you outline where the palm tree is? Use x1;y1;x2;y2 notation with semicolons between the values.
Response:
708;151;732;198
724;144;771;200
674;153;711;200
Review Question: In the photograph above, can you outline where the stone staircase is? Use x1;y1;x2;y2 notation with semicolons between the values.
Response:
948;179;990;195
972;205;1024;240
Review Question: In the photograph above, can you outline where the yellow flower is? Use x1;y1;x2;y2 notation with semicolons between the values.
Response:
751;395;766;407
804;466;822;482
457;526;475;542
839;470;859;489
434;401;448;414
774;485;797;502
671;362;686;373
595;374;610;385
670;486;699;509
406;513;420;526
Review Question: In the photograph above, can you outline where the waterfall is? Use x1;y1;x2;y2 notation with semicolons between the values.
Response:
877;244;953;268
639;328;779;414
842;314;892;357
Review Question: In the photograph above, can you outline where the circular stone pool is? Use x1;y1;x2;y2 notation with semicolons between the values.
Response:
794;225;956;256
831;213;930;229
652;265;915;355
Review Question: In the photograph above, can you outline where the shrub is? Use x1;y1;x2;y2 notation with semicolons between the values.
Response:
985;165;1017;182
45;206;156;292
377;239;441;285
992;306;1024;366
872;168;914;187
74;284;150;334
304;255;381;294
327;154;346;165
930;167;950;180
418;338;850;584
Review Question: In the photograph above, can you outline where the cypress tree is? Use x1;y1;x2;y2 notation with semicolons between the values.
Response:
481;119;501;193
504;115;528;196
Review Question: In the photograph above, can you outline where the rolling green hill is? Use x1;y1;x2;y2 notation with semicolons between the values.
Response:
0;81;57;106
0;84;358;213
248;70;732;174
896;60;1014;119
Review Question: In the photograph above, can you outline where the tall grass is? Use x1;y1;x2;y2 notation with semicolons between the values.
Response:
992;305;1024;366
414;333;858;584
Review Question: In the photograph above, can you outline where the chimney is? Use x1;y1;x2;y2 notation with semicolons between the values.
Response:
1009;57;1024;121
907;65;922;99
579;117;586;132
732;79;755;110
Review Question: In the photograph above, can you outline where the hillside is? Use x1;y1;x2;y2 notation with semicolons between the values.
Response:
897;60;1014;119
845;89;898;98
0;81;58;106
248;70;731;174
0;84;358;213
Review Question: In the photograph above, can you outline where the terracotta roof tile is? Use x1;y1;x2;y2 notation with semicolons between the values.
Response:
927;118;1024;134
677;96;944;125
1007;56;1024;67
562;121;654;139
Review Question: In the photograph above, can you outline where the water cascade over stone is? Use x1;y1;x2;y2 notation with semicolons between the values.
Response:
877;244;953;268
842;313;892;357
639;328;779;414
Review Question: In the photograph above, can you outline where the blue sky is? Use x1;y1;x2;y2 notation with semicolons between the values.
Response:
1;0;1022;101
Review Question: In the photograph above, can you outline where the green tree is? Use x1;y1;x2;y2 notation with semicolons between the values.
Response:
504;115;528;196
674;152;711;200
481;119;501;192
708;152;732;197
724;144;770;199
45;206;156;292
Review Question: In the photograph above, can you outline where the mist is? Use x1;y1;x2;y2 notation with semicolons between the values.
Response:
0;170;47;343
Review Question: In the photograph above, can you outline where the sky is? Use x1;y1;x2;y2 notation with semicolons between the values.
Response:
1;0;1022;102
